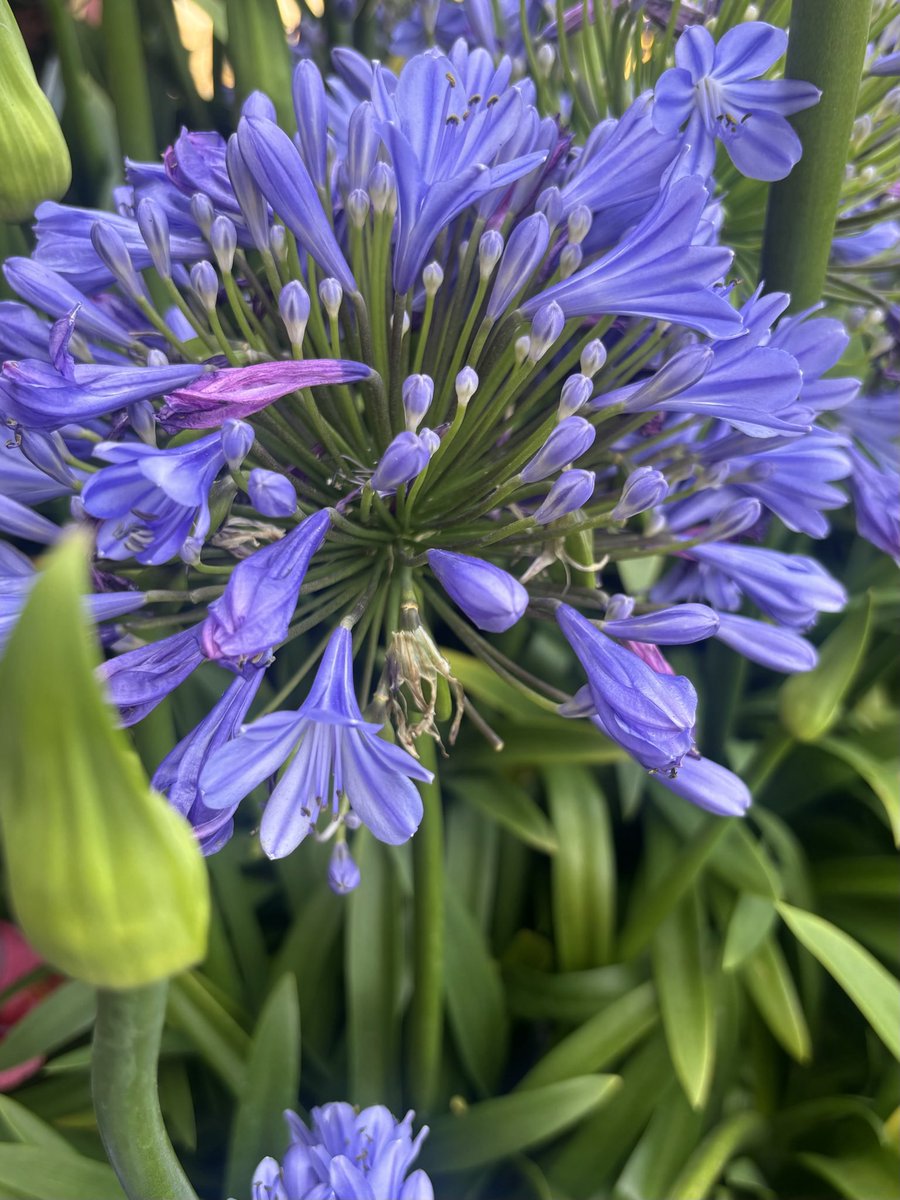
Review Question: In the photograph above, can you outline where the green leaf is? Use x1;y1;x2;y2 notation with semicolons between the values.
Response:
545;767;616;968
517;982;657;1091
740;936;811;1062
503;963;640;1023
271;881;344;1059
0;981;95;1073
442;651;553;721
722;894;777;971
0;533;209;987
158;1060;196;1151
814;857;900;900
478;724;623;767
0;1145;125;1200
0;1094;79;1156
818;738;900;847
167;972;249;1097
777;902;900;1060
444;889;509;1095
779;596;872;741
615;1081;704;1200
652;884;716;1109
669;1111;764;1200
225;974;300;1198
423;1076;621;1172
451;775;558;854
797;1149;900;1200
346;832;402;1108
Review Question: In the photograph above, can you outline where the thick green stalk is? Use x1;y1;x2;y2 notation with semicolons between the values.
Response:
103;0;155;161
407;733;445;1114
760;0;873;307
93;983;198;1200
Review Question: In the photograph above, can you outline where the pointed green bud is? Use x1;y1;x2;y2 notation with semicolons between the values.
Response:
0;532;209;988
0;0;71;221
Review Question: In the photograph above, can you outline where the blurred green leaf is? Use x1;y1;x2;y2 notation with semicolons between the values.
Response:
779;597;872;741
0;1094;79;1156
614;1081;703;1200
167;971;249;1097
225;973;300;1198
818;738;900;847
272;880;344;1059
503;963;640;1023
723;894;777;971
517;983;657;1091
669;1111;764;1200
423;1076;621;1172
545;767;616;968
797;1148;900;1200
777;902;900;1059
0;982;95;1073
157;1060;196;1152
0;1145;125;1199
740;935;811;1062
443;651;553;722
652;884;716;1109
815;856;900;900
451;775;558;855
445;888;509;1096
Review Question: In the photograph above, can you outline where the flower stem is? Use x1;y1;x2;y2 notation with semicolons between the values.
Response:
760;0;873;308
92;983;198;1200
407;734;444;1115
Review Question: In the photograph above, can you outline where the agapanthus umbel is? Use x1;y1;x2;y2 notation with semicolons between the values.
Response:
0;18;875;887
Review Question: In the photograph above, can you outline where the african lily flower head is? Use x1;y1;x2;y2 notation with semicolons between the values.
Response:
0;16;877;883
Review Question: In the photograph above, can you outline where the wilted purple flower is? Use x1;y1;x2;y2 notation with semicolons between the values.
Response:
652;22;820;180
533;469;595;524
557;602;697;773
428;549;528;633
99;625;207;726
521;417;595;483
200;626;431;858
201;509;331;664
247;469;297;518
251;1103;433;1200
158;359;371;429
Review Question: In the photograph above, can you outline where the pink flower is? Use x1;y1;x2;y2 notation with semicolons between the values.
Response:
0;922;58;1090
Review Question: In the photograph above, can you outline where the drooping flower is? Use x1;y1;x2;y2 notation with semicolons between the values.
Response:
199;626;431;859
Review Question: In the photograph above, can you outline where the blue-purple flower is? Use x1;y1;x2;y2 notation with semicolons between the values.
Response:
428;550;528;633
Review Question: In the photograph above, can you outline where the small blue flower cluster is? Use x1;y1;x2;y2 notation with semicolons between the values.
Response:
0;12;893;899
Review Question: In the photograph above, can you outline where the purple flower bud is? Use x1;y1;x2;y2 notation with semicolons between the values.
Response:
14;427;76;488
521;416;596;483
201;508;331;663
487;213;550;320
514;335;531;365
247;468;297;517
705;496;763;541
242;90;276;122
90;222;142;300
136;198;172;278
269;223;287;263
146;348;169;368
605;593;634;620
427;549;528;633
370;431;431;495
581;338;607;378
419;428;440;455
479;230;505;280
225;135;270;251
368;162;396;214
210;215;237;274
221;418;254;470
279;280;310;346
558;373;593;418
128;399;157;445
328;841;361;894
536;185;563;233
318;277;343;319
99;626;206;726
602;603;719;644
715;612;817;673
402;374;434;432
456;367;478;405
594;345;713;414
559;244;583;278
612;467;670;520
533;469;595;524
190;260;219;311
567;204;592;245
346;188;370;228
528;301;565;363
190;193;215;237
423;261;444;296
654;754;751;817
292;61;328;188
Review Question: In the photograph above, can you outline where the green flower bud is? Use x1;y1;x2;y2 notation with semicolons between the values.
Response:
0;532;209;989
0;0;71;221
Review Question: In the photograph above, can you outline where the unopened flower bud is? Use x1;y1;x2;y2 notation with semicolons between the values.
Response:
247;469;297;517
370;431;431;495
402;373;434;431
318;277;343;320
90;222;143;301
269;224;288;263
190;260;219;311
455;367;478;405
514;335;531;365
368;162;396;215
0;0;71;221
328;841;361;894
528;301;565;363
128;400;157;445
521;416;595;483
190;193;215;237
533;469;595;525
612;467;669;520
221;418;254;470
567;205;592;245
580;338;607;378
479;230;505;280
210;215;237;274
419;428;440;455
559;244;583;278
279;280;310;347
487;213;550;320
558;373;592;418
536;185;563;233
15;427;75;488
146;348;170;368
536;43;555;77
346;188;370;228
427;549;528;633
423;261;444;297
136;198;172;279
